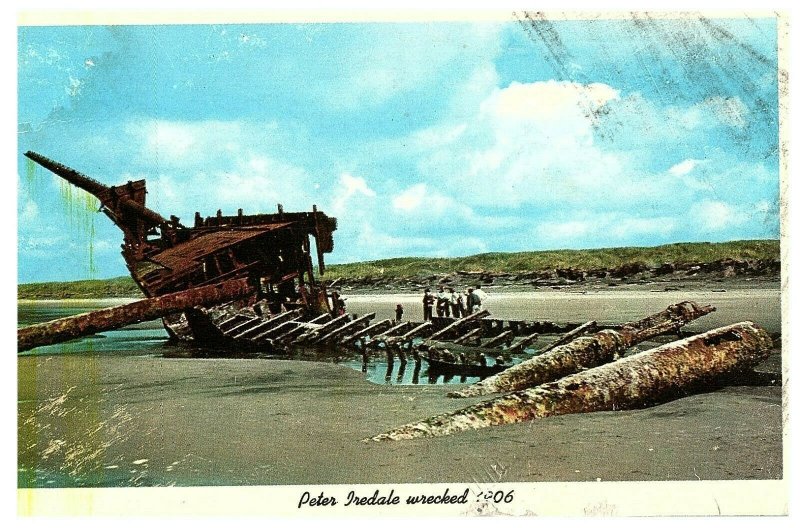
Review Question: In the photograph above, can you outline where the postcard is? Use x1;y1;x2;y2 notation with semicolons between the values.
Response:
15;9;788;518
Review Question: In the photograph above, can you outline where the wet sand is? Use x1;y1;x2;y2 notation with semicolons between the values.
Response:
18;286;783;487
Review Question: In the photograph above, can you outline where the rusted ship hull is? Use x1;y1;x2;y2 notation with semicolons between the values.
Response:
22;152;339;350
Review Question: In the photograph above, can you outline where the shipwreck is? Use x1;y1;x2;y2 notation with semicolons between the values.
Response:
18;153;778;440
19;151;337;351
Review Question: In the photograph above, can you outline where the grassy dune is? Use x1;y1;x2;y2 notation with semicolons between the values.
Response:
18;240;779;299
18;276;143;300
323;240;779;280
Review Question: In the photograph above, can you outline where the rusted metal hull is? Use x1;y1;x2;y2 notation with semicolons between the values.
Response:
368;321;773;441
23;152;340;351
18;279;255;352
449;301;715;398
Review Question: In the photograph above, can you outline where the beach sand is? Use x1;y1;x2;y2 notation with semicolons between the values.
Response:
18;287;783;487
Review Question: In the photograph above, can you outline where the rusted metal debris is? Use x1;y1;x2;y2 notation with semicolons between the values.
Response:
367;321;773;441
21;152;338;350
18;279;255;352
449;301;715;398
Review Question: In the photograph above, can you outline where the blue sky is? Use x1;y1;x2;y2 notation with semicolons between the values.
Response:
17;15;780;283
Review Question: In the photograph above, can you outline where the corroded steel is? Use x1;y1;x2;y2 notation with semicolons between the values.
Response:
18;279;255;352
23;151;340;349
504;332;539;354
452;327;484;345
535;320;597;355
314;313;376;343
427;310;490;341
481;329;514;349
449;301;715;398
368;321;772;441
340;319;393;345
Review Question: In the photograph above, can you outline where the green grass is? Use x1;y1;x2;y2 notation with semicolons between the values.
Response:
322;240;780;280
18;276;143;300
18;240;779;299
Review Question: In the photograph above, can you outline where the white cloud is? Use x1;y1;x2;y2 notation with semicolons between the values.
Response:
536;220;592;241
484;80;619;122
690;200;746;231
392;184;426;211
391;184;458;218
536;214;677;245
668;159;699;176
131;120;244;163
332;172;375;214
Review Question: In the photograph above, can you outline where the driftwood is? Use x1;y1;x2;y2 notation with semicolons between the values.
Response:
368;321;772;441
18;278;255;352
449;301;715;398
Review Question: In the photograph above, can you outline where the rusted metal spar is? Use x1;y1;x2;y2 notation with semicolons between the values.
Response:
504;333;539;354
18;278;255;352
384;322;434;347
313;312;376;344
481;329;514;349
293;313;351;344
368;321;772;441
340;319;392;345
426;309;490;341
452;327;483;345
235;309;303;340
449;301;715;398
535;320;597;355
24;151;170;227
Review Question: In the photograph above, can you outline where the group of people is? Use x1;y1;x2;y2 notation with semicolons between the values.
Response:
421;285;487;321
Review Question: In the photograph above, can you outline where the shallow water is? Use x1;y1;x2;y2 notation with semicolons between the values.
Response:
17;300;504;386
17;286;781;385
17;289;783;489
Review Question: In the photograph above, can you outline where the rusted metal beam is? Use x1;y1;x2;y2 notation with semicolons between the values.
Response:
505;333;539;355
481;329;514;349
427;309;490;341
374;321;413;339
385;322;434;347
222;316;263;337
452;327;483;345
340;319;393;345
535;321;597;355
25;151;170;227
449;301;715;398
18;278;255;352
314;313;376;344
235;309;303;339
252;320;298;343
294;313;351;344
368;321;772;441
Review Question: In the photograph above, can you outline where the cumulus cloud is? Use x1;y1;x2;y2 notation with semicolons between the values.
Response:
484;80;619;122
690;200;746;232
668;159;699;176
332;172;375;214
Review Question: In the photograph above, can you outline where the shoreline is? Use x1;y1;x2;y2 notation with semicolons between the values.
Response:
18;285;784;487
15;275;781;302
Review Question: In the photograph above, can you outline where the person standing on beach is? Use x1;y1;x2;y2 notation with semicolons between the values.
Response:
472;285;488;312
422;288;434;321
466;288;474;315
449;288;461;318
395;303;404;322
436;286;450;317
